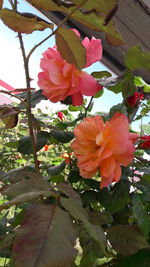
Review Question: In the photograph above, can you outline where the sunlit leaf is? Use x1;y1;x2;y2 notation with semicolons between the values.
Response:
13;204;77;267
0;8;54;33
27;0;124;46
108;225;149;256
124;46;150;72
72;0;118;14
56;27;86;70
91;71;112;79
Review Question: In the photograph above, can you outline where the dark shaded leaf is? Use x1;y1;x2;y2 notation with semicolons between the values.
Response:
0;104;19;128
115;249;150;267
132;193;150;238
13;204;77;267
48;161;66;176
31;89;48;107
18;131;50;154
98;181;130;213
108;225;149;256
50;129;74;143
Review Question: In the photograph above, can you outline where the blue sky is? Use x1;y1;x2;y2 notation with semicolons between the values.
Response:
0;0;149;130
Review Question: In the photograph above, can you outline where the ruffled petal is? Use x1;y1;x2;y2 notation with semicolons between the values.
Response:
82;37;103;68
78;71;102;96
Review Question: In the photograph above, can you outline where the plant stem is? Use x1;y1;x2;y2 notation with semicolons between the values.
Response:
18;33;39;172
84;96;93;116
0;90;27;107
26;0;89;63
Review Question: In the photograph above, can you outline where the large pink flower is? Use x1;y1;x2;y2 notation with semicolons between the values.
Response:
38;30;103;106
71;113;138;188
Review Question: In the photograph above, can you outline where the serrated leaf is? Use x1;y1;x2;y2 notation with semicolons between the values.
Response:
27;0;124;46
60;197;106;255
108;225;149;256
50;129;74;143
56;27;86;70
0;9;54;33
132;194;150;238
13;204;77;267
48;161;66;176
124;46;150;72
18;131;50;154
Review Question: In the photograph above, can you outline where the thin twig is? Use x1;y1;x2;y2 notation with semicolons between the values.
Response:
0;90;27;107
26;0;89;63
84;96;93;116
18;33;39;172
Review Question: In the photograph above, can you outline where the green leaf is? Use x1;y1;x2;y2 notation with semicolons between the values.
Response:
13;204;77;267
18;131;50;154
60;197;106;255
132;194;150;238
5;140;19;149
109;103;127;117
134;76;150;93
94;89;104;98
31;89;48;107
27;0;124;46
91;71;112;79
48;161;66;176
56;27;86;70
50;129;74;143
98;181;130;213
80;228;101;267
124;46;150;72
72;0;118;14
0;8;54;33
107;71;136;98
108;225;149;256
69;105;80;112
116;249;150;267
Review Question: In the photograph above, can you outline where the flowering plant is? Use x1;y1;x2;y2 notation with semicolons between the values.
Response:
0;0;150;266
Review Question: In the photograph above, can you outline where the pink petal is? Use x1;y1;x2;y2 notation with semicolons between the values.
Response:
78;71;102;96
71;91;83;106
82;37;103;68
